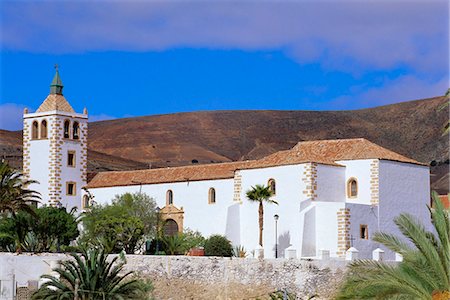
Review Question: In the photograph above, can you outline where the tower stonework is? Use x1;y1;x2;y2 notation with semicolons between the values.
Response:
23;69;87;209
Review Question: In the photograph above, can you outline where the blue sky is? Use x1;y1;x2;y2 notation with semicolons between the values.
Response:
0;1;448;130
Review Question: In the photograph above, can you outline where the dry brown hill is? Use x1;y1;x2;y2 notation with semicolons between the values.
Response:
1;96;448;193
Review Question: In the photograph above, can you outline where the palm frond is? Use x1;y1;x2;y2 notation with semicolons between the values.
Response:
337;192;450;299
32;248;150;299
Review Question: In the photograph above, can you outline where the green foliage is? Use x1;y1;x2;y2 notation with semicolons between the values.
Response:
112;192;158;239
81;192;157;254
204;234;233;257
245;184;276;204
32;247;152;300
0;206;79;252
337;192;450;299
162;234;186;255
182;228;205;251
0;211;30;251
33;206;79;251
148;228;205;255
0;161;40;217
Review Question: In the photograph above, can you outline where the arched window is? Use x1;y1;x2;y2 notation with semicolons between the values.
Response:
208;188;216;204
32;121;39;139
64;120;70;138
163;219;179;236
82;195;90;208
347;178;358;198
166;190;173;205
40;120;48;139
268;178;276;195
73;122;79;140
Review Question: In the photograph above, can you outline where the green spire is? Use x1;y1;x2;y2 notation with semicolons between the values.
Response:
50;64;63;95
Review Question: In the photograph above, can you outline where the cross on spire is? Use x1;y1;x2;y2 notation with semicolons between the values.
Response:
50;64;64;95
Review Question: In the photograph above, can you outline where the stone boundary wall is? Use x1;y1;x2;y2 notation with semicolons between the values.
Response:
0;253;348;300
124;255;348;299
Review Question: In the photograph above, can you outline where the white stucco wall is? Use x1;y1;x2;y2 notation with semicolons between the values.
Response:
238;164;306;258
24;115;52;205
316;164;345;202
346;203;380;259
337;159;373;205
378;160;431;260
89;178;236;242
314;201;345;257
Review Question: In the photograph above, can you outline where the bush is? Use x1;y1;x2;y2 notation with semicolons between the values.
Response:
204;235;233;257
0;207;79;253
182;228;205;252
81;192;157;254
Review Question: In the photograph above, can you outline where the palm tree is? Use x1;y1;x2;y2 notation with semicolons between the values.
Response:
337;192;450;299
32;247;152;299
0;161;40;217
246;184;278;246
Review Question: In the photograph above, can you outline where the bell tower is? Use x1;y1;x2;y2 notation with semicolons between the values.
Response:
23;66;88;209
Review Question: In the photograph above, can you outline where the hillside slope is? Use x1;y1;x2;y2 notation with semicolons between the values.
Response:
1;96;448;193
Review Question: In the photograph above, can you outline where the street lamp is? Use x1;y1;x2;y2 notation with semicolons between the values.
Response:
274;214;279;258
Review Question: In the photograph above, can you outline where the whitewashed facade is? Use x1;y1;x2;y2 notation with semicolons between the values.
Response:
86;150;430;259
26;71;431;260
23;69;88;208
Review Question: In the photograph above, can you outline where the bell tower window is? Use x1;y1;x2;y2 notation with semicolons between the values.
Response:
40;120;48;139
66;182;76;196
73;122;79;140
64;120;70;138
32;121;39;139
67;151;75;167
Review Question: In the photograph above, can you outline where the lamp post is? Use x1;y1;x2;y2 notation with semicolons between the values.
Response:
274;214;279;258
155;206;161;254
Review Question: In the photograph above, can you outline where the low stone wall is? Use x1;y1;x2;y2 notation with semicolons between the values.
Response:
123;255;348;299
0;253;348;300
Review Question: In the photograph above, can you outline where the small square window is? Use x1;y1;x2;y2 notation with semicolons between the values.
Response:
67;182;76;196
360;225;368;240
68;151;75;167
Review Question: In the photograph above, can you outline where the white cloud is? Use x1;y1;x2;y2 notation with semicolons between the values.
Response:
1;1;448;76
330;76;449;109
0;103;27;131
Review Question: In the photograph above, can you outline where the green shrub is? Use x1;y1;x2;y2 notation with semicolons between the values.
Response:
162;234;186;255
204;235;233;257
182;228;205;252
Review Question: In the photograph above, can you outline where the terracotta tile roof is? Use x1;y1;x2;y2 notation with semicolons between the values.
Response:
87;161;250;188
291;138;423;165
36;94;75;113
87;138;424;188
246;150;343;169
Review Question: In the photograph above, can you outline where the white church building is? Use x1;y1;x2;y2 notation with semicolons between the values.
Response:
23;70;431;260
